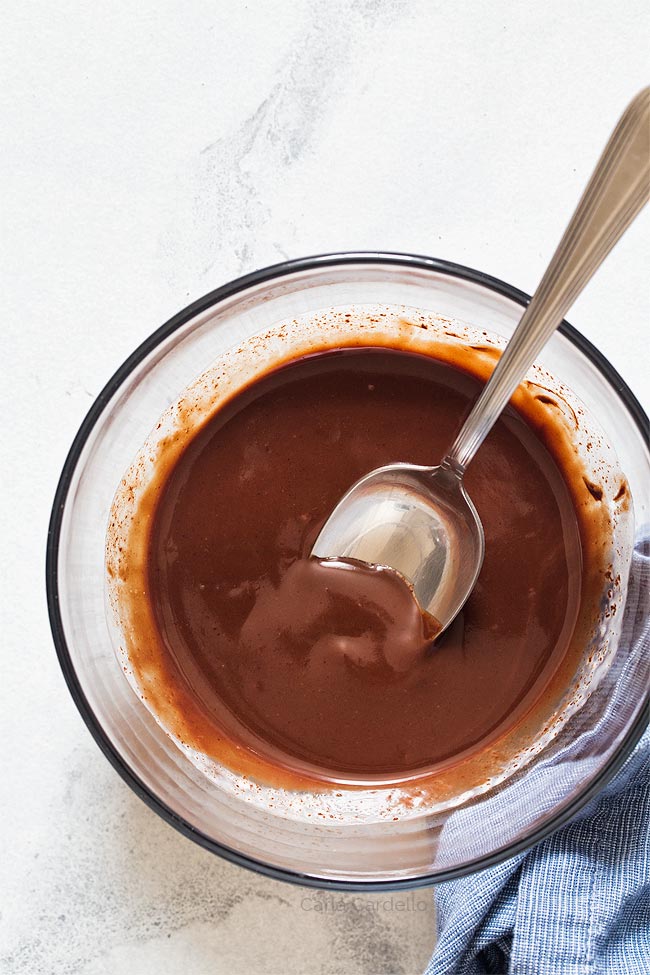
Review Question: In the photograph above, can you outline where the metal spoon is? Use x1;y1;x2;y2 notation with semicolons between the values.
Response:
312;87;650;636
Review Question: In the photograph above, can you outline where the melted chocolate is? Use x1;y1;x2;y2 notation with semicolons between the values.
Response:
145;349;581;778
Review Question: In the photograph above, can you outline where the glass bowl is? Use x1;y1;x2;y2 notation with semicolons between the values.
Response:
46;253;649;890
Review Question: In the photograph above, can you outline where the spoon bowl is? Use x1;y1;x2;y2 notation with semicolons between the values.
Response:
312;463;484;635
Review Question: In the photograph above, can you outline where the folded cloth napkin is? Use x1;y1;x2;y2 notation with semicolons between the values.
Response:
426;541;650;975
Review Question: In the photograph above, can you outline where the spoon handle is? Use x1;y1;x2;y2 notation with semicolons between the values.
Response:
445;87;650;474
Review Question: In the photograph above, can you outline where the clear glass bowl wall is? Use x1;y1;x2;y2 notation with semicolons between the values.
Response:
48;256;649;889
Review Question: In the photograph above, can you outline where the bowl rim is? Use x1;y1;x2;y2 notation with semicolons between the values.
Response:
45;251;650;891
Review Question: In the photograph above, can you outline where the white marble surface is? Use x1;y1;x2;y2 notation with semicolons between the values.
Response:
1;2;648;973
